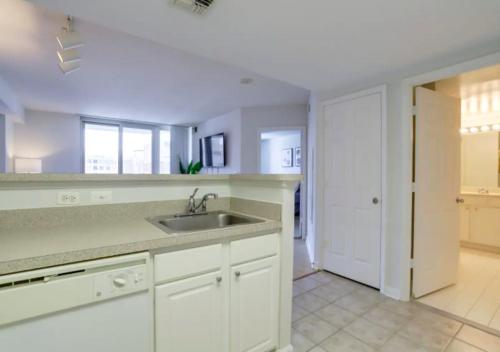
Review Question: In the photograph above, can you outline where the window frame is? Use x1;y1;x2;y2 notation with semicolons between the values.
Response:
81;116;171;174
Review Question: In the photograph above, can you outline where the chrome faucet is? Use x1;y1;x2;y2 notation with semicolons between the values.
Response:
186;188;218;214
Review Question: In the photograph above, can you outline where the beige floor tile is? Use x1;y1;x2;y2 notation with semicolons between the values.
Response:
310;347;328;352
354;286;385;302
330;277;363;292
294;292;330;313
320;331;375;352
293;314;339;344
379;298;423;319
294;282;308;297
445;339;484;352
399;320;453;352
414;310;463;336
311;271;337;284
363;306;410;332
456;325;500;352
295;276;325;291
291;329;316;352
310;283;349;302
343;318;394;348
334;292;378;315
379;334;430;352
314;304;358;329
293;304;310;322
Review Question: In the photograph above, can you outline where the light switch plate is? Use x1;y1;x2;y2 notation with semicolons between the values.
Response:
91;190;113;203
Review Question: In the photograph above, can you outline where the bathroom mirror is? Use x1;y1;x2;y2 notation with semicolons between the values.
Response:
461;132;500;189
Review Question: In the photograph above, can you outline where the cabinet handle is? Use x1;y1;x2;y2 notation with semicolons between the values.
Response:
216;276;222;283
235;271;241;278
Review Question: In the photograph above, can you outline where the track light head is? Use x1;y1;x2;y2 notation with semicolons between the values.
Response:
58;61;81;75
57;48;82;64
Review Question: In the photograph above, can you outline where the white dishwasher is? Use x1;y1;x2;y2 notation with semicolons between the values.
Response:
0;252;153;352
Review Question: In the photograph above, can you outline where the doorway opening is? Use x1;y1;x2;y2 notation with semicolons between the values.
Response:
412;63;500;334
259;129;311;279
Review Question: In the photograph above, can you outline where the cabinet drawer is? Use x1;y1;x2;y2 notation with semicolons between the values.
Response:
230;233;279;266
155;244;222;283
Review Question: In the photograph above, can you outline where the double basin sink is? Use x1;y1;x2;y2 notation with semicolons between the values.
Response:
148;211;264;234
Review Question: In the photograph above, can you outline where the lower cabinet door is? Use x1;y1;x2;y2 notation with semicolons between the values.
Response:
230;256;279;352
155;271;224;352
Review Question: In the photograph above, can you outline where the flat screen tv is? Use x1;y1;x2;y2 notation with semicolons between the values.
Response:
199;133;225;167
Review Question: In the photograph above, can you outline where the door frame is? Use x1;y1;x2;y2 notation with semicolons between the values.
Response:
399;51;500;301
257;126;307;240
317;85;388;292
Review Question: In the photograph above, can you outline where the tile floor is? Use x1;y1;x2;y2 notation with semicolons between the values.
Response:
292;270;500;351
294;238;315;279
418;248;500;332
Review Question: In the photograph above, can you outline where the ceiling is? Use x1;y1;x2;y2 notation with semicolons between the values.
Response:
0;0;308;125
29;0;500;93
261;130;301;140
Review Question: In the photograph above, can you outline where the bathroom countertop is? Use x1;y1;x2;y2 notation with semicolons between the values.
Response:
0;213;281;275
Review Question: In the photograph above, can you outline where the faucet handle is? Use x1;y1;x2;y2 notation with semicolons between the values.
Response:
190;188;199;198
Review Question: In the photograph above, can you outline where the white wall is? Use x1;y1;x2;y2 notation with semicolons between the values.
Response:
14;110;82;173
240;105;307;174
0;114;6;173
192;109;242;174
261;132;301;174
306;95;318;266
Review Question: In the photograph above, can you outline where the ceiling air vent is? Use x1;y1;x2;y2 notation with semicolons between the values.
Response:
172;0;215;14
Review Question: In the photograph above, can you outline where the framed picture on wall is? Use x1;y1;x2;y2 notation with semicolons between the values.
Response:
295;147;301;167
281;148;293;167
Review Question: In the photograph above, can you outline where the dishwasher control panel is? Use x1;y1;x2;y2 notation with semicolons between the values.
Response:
94;264;148;300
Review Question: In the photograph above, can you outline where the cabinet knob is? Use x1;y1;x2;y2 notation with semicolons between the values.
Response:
113;277;127;288
456;197;465;204
235;271;241;278
216;276;222;283
372;197;379;205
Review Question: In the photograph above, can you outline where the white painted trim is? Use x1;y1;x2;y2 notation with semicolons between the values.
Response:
318;85;388;292
400;51;500;301
278;345;294;352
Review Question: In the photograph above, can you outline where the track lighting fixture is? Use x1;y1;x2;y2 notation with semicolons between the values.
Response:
56;16;84;75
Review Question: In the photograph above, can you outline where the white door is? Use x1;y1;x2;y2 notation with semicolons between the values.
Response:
156;271;224;352
413;87;461;298
230;256;279;352
322;91;383;288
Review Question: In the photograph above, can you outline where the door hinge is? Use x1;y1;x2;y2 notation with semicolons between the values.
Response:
411;183;416;192
409;259;415;269
412;105;416;115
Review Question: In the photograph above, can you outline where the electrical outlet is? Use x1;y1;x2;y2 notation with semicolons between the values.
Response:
57;191;81;205
91;190;113;203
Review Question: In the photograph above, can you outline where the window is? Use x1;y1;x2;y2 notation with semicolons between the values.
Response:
84;123;119;174
82;118;171;174
123;128;153;174
159;129;171;174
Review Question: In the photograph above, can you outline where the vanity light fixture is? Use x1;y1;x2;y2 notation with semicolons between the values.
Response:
460;123;500;134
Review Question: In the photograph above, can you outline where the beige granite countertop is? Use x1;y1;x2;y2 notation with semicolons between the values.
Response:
0;215;281;275
0;198;282;275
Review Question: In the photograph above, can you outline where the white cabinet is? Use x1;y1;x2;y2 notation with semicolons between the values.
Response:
230;256;279;352
154;234;280;352
156;271;224;352
470;207;500;248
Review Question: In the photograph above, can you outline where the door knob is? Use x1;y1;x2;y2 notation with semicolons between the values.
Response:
372;197;379;205
456;197;464;204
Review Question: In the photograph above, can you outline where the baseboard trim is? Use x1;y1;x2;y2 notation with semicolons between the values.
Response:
461;241;500;254
278;344;294;352
381;286;401;300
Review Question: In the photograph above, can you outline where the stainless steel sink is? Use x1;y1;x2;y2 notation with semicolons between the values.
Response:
147;211;264;234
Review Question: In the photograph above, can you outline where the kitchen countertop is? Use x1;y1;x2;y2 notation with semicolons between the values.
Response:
0;212;281;275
